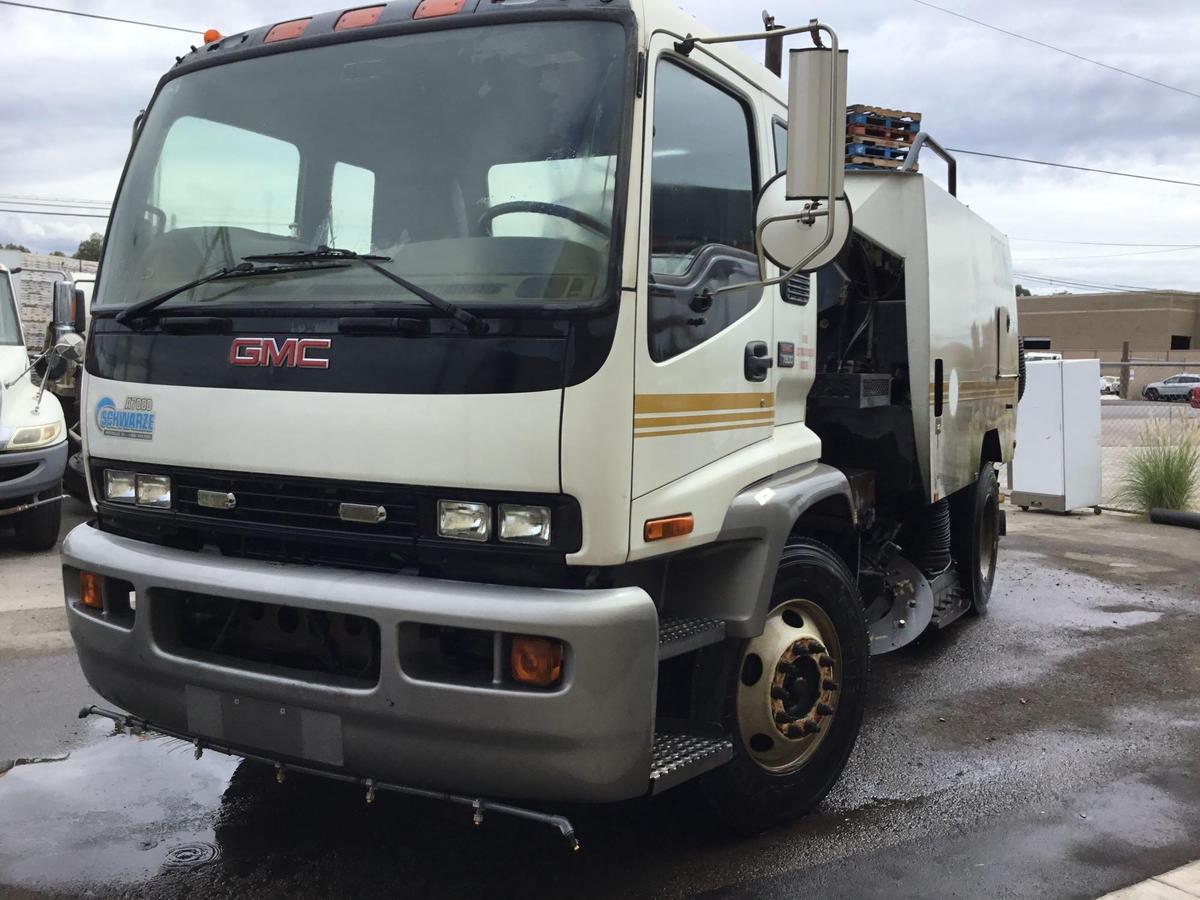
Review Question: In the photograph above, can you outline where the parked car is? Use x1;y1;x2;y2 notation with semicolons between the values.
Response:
1142;373;1200;401
1100;375;1120;396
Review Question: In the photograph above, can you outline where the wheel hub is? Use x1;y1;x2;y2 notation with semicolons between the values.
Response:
737;599;842;773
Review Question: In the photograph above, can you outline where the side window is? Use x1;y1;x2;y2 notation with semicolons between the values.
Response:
648;61;761;362
773;119;788;174
330;162;376;254
154;117;299;235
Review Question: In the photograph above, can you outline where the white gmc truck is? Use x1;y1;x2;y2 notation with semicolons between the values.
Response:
64;0;1020;844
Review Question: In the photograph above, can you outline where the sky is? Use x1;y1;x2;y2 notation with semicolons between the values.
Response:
0;0;1197;295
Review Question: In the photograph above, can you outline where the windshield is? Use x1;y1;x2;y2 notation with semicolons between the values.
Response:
0;276;21;346
96;20;628;314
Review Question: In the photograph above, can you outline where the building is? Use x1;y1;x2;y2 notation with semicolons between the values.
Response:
1016;291;1200;395
0;250;98;352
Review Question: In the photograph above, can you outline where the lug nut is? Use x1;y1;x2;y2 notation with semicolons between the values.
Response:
817;702;835;716
774;710;792;725
803;720;822;735
822;679;839;691
807;642;826;655
818;655;836;668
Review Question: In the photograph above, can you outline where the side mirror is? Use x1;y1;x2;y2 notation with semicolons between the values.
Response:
46;332;85;382
756;45;852;274
52;282;78;335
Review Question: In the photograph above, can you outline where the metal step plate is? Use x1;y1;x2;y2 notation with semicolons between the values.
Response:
649;732;734;794
658;616;726;661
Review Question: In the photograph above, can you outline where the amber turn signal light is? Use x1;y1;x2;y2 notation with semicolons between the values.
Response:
414;0;466;20
203;29;222;44
511;636;563;688
644;514;694;542
80;571;103;611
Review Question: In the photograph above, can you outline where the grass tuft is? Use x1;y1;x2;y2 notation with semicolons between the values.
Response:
1114;414;1200;514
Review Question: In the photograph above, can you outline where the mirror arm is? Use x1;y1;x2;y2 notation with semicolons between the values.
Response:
709;204;838;298
3;350;49;390
677;20;834;55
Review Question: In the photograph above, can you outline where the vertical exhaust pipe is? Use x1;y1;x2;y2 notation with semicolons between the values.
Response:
763;10;784;77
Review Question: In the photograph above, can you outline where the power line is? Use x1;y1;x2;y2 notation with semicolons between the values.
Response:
0;198;111;211
0;193;110;208
0;207;108;219
947;148;1200;189
910;0;1200;100
1014;272;1167;293
1012;238;1200;248
0;1;201;35
1014;245;1200;262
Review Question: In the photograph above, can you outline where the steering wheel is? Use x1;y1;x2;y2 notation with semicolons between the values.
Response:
477;201;611;239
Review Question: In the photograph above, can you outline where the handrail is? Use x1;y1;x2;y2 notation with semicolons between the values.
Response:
898;132;958;196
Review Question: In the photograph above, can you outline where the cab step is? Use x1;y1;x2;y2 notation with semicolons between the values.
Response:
649;731;734;794
657;616;726;661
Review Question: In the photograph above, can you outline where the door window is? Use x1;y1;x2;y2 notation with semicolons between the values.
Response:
648;61;760;361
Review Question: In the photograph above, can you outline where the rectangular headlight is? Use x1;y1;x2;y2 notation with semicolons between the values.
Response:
135;474;172;509
104;469;137;504
438;500;491;542
499;504;552;546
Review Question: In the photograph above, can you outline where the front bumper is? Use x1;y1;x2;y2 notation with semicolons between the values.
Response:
0;440;67;504
62;524;659;803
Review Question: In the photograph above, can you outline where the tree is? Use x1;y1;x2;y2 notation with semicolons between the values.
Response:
49;250;67;257
1015;284;1031;297
1;242;31;252
72;233;103;261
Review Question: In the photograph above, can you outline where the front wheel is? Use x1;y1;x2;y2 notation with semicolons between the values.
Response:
952;465;1000;613
1146;388;1160;401
691;539;869;833
13;489;62;551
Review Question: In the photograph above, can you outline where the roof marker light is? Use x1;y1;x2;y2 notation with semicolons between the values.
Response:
335;6;385;30
203;29;222;44
265;17;312;43
413;0;467;20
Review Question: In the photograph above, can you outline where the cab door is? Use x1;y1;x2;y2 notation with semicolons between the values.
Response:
632;38;774;498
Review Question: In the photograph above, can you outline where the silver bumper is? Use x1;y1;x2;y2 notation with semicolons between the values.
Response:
0;440;67;503
62;524;659;803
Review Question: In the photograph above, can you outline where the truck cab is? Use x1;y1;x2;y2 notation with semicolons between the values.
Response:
63;0;1018;834
1;265;68;549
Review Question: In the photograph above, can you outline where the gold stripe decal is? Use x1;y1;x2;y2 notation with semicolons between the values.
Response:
634;392;774;414
635;410;775;430
635;421;773;440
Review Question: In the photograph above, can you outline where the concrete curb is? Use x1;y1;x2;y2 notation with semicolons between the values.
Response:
1100;861;1200;899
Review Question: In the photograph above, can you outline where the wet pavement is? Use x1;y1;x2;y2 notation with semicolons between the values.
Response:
0;510;1197;898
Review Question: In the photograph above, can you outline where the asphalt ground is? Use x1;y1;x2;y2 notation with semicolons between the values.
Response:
0;507;1198;899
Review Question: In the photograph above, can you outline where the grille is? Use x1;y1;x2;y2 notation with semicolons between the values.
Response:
784;274;811;306
171;468;419;540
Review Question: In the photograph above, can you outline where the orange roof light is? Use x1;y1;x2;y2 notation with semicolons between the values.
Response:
335;6;385;30
80;571;103;611
203;29;223;45
511;636;564;688
413;0;467;20
644;514;695;542
265;17;312;43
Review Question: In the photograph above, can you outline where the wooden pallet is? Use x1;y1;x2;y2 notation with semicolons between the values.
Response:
846;142;909;161
848;103;922;122
846;155;906;170
846;132;913;150
847;111;921;133
847;122;918;143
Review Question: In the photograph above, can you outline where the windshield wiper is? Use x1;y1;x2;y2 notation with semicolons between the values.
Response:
115;261;350;327
243;247;489;335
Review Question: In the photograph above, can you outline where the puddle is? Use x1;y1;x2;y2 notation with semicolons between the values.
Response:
1062;551;1175;575
0;726;238;889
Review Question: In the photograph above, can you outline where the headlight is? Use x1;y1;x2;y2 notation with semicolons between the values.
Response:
104;469;171;509
136;474;172;509
438;500;491;542
104;469;137;503
7;422;64;451
499;504;552;546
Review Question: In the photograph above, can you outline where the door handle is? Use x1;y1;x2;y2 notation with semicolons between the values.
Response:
745;341;773;382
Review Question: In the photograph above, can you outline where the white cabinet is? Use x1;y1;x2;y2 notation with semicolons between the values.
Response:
1012;359;1102;513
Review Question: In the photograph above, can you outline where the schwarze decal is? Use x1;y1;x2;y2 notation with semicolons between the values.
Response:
96;396;156;440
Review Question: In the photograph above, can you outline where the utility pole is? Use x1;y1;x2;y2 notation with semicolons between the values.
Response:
1119;341;1130;399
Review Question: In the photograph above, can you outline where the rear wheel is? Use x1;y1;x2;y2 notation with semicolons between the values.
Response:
13;489;62;551
692;540;869;833
952;465;1000;613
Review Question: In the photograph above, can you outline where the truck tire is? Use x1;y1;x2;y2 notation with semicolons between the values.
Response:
14;490;62;551
691;539;869;833
951;465;1000;614
63;451;89;502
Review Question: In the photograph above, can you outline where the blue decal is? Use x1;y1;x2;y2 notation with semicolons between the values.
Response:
96;396;156;441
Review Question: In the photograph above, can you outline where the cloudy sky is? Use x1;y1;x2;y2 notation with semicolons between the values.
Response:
1;0;1197;294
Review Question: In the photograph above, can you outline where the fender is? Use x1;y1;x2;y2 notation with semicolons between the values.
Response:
659;463;855;637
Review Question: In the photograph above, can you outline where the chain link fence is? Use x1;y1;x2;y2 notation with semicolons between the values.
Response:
1101;397;1200;510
